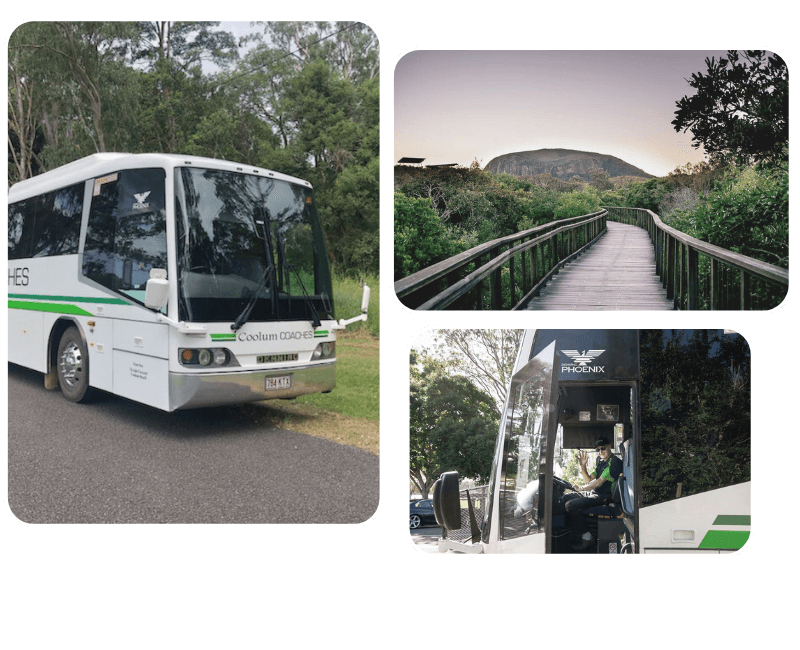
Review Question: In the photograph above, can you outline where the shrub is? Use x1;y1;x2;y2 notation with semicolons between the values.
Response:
658;186;701;222
394;192;462;278
554;187;602;219
669;164;788;268
620;178;671;212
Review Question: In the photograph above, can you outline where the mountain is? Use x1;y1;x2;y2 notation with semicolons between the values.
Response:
484;148;654;181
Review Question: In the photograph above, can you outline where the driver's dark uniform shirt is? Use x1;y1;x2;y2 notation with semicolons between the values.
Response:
593;455;623;498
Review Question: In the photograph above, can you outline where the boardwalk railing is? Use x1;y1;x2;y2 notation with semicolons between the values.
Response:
605;206;788;310
395;210;607;310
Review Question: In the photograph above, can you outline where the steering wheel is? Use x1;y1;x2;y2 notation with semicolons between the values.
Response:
553;476;576;493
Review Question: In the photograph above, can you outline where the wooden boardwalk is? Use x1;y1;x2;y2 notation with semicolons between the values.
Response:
524;221;674;310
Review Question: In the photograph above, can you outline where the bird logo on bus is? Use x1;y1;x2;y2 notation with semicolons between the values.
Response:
561;350;604;366
133;191;151;210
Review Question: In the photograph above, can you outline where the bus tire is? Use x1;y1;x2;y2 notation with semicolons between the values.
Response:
56;326;92;403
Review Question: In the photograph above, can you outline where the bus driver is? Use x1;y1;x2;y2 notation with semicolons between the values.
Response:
560;437;623;551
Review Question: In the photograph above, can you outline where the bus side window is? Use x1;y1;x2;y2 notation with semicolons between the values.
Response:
8;199;35;260
83;168;167;300
31;183;83;257
9;183;83;261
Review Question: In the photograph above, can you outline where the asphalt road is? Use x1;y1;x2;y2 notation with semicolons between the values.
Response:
7;364;379;524
410;526;441;553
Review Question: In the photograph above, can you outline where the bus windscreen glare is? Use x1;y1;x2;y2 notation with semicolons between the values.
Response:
175;167;332;324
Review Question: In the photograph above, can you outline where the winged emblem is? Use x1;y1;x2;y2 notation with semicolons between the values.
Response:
561;349;604;366
134;191;151;203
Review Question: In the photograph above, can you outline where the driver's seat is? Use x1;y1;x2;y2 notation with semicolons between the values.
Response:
582;452;627;552
585;493;626;552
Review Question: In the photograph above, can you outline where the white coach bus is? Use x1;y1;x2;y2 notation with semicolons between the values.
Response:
8;153;369;411
432;329;751;554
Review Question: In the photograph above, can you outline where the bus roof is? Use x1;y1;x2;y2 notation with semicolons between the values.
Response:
8;153;313;203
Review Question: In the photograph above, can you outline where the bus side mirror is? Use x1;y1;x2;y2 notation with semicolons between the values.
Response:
432;471;462;530
333;284;370;329
360;284;370;313
145;269;169;310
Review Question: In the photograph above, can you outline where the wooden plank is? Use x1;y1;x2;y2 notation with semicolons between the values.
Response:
525;221;674;310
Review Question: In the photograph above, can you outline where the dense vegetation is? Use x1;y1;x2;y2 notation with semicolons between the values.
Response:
395;159;788;280
394;163;597;279
8;21;379;277
410;348;499;498
639;329;750;505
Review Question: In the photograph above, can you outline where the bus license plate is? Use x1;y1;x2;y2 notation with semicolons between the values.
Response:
265;375;292;391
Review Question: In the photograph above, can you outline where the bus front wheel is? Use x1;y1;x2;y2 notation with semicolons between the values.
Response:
56;326;92;403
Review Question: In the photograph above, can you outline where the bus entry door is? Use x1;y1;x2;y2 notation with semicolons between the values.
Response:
495;341;559;553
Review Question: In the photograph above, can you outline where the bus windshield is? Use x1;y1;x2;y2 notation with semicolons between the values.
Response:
175;167;334;324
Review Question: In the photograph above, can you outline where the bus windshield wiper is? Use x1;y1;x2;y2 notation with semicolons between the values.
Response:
231;264;274;331
231;206;279;332
285;262;322;329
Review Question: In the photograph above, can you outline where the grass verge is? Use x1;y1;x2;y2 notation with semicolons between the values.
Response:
249;333;379;455
333;272;379;338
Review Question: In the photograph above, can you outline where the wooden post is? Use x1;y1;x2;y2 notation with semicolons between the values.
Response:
710;258;719;309
740;269;750;309
663;234;671;291
508;255;517;306
492;260;496;309
687;246;699;309
678;243;685;309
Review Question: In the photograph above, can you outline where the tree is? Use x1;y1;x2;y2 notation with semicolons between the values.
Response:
433;329;523;414
8;33;42;181
672;50;788;166
325;157;379;272
133;22;237;153
8;21;142;174
8;21;379;277
410;350;499;498
254;21;378;84
37;22;139;154
227;22;379;273
133;21;237;71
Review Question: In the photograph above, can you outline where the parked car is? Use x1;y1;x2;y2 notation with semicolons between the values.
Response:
409;499;437;529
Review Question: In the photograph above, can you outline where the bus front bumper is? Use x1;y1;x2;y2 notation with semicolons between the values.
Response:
168;360;335;410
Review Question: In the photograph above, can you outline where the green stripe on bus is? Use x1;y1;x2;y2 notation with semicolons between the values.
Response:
314;330;329;337
698;530;750;550
211;333;236;341
8;293;129;305
712;515;750;526
9;300;93;316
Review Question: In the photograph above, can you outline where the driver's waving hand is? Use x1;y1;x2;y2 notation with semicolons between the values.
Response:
559;437;623;551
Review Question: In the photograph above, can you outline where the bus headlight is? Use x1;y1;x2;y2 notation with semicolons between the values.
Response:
312;341;335;360
180;348;235;367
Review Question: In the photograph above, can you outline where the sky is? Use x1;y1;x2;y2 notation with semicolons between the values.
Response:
394;50;733;177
